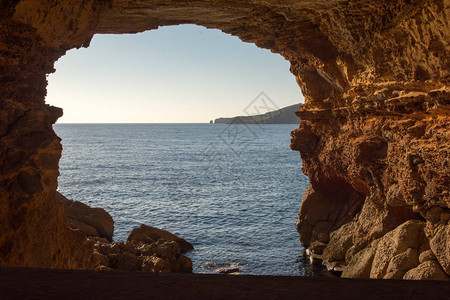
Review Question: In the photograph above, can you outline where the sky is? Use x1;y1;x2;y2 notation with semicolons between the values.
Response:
46;24;304;123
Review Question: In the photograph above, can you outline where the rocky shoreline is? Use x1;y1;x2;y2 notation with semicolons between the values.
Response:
59;192;192;273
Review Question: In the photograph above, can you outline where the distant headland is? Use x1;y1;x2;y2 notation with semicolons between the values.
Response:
213;103;301;124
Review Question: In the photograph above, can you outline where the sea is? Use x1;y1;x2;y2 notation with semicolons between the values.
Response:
54;123;321;276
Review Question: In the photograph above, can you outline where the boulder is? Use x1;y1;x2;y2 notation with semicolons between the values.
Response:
94;239;192;273
109;252;142;272
384;248;419;279
419;250;436;264
177;255;193;273
90;225;194;273
403;260;449;280
142;256;167;273
57;192;114;242
322;222;354;263
342;246;375;278
430;224;450;275
370;220;424;278
128;224;194;253
67;218;99;237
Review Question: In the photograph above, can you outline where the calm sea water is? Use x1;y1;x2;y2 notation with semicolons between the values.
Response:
54;123;316;276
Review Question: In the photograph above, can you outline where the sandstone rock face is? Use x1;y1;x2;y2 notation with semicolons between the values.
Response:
0;0;448;278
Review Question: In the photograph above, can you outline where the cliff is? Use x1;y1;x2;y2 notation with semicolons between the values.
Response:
214;103;301;124
0;0;448;279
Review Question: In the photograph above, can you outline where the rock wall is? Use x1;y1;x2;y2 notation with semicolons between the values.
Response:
0;0;448;278
289;0;450;279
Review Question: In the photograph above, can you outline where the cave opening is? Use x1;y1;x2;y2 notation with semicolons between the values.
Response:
46;24;312;275
2;0;448;283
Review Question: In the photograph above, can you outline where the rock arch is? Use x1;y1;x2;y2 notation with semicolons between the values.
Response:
0;0;449;279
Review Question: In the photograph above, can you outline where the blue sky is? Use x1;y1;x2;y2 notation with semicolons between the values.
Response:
46;24;303;123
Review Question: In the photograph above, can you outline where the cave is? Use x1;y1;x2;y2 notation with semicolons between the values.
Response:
0;0;449;280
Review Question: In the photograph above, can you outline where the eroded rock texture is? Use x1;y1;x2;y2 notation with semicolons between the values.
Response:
0;0;448;278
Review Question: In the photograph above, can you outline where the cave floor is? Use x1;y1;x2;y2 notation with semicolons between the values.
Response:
1;267;449;299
